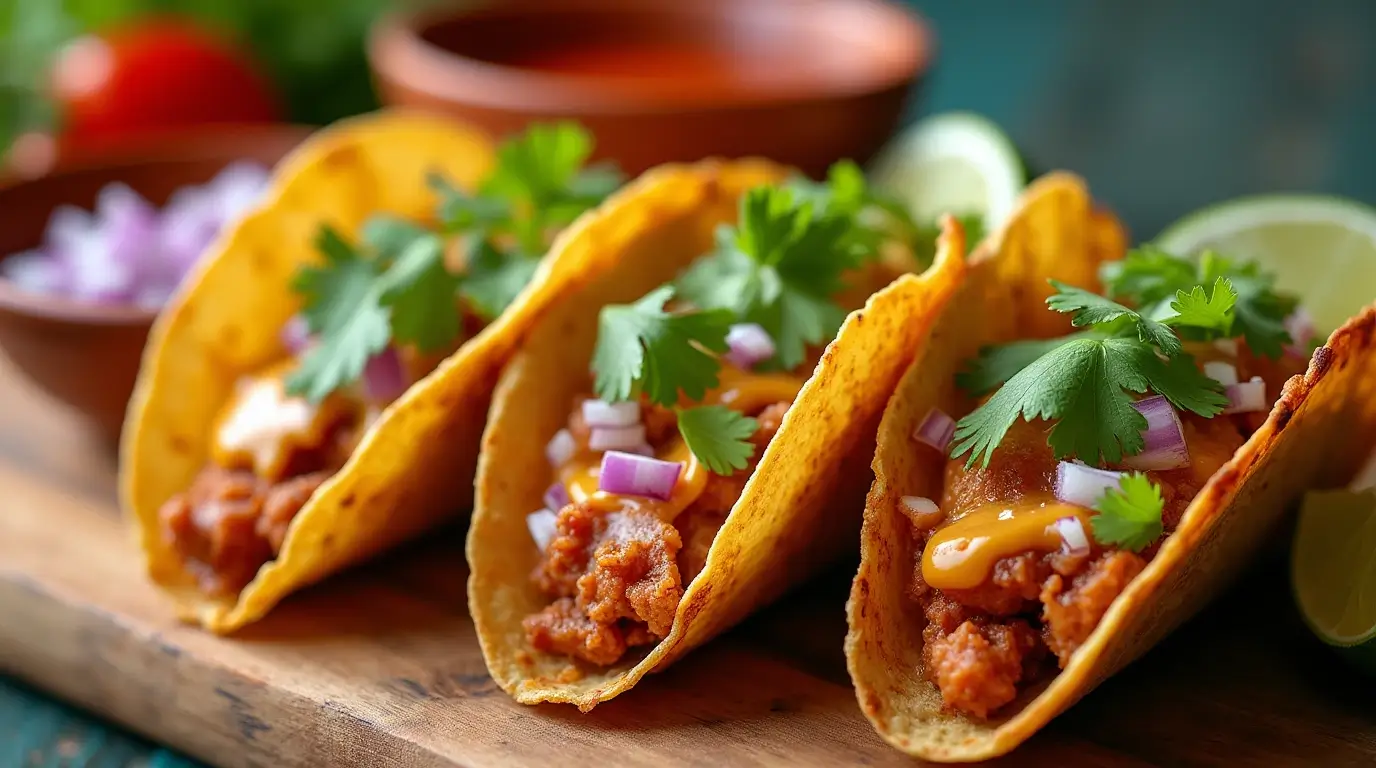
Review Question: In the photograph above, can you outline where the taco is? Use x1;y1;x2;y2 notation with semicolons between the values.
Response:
468;158;966;708
845;172;1376;761
121;113;626;632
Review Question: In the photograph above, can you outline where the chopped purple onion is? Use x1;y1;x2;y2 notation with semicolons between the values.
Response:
526;509;559;551
1055;461;1126;509
543;482;570;512
598;451;682;500
361;346;408;404
546;429;576;467
912;408;956;452
0;162;269;308
1053;516;1091;556
581;399;640;428
1223;377;1267;414
1120;396;1189;471
723;323;776;369
589;424;648;452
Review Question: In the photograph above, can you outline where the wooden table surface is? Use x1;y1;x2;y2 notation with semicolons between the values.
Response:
1;353;1374;768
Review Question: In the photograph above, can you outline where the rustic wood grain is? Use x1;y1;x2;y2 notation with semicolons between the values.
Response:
1;354;1374;767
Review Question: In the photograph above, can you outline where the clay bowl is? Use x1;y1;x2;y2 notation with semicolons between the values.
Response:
0;124;310;446
368;0;932;177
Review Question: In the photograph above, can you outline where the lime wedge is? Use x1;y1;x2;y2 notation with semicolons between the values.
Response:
1156;196;1376;334
869;112;1025;231
1293;489;1376;674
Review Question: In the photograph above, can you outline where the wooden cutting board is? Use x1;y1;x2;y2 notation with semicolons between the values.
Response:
1;355;1374;768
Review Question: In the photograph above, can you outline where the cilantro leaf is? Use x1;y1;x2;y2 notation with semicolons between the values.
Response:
592;286;734;406
1164;276;1237;335
912;212;985;268
286;227;390;401
361;215;434;259
1047;281;1181;355
428;174;509;234
460;240;541;321
786;159;924;264
1090;473;1165;552
950;336;1227;468
1101;246;1297;358
1100;245;1198;305
675;186;853;369
676;405;759;474
377;233;460;352
956;331;1102;395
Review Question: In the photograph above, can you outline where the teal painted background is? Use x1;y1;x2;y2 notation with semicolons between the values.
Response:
4;1;1374;764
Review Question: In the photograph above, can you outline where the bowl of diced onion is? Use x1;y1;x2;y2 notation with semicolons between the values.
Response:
0;124;309;444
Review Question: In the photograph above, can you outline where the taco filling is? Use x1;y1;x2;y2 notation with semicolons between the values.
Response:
909;247;1314;718
157;123;623;595
519;162;928;666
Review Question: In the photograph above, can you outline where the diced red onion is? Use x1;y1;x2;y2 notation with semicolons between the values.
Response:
723;323;776;369
912;407;956;452
543;482;570;512
361;346;408;403
280;315;311;354
1212;338;1239;356
545;428;576;467
1053;516;1091;556
1055;461;1126;509
598;451;682;500
1203;361;1239;387
1120;395;1190;471
526;509;559;552
1;163;268;308
589;424;648;452
1284;308;1315;358
581;399;640;428
1223;377;1267;414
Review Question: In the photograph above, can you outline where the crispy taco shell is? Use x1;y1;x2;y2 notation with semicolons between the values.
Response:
124;111;599;632
844;172;1376;761
468;159;968;709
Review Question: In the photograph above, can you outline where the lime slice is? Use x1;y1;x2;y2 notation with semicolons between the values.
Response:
1156;196;1376;334
1293;488;1376;673
869;112;1025;231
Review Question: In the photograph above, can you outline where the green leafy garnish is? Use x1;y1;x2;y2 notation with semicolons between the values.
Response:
950;275;1234;468
912;213;985;267
1101;246;1298;358
1090;473;1165;552
286;123;621;401
287;226;393;402
591;286;734;406
785;159;921;263
675;185;855;369
676;405;759;474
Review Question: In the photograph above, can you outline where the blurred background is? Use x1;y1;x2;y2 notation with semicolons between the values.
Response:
3;0;1375;235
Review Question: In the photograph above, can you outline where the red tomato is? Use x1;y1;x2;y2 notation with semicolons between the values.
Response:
51;19;281;143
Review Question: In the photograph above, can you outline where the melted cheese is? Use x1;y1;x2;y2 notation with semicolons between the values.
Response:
211;362;358;481
921;495;1093;590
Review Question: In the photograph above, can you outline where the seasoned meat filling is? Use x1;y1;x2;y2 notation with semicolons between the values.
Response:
524;397;790;666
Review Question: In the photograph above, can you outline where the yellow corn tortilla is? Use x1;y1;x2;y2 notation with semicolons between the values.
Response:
844;172;1376;761
467;161;969;710
124;111;609;632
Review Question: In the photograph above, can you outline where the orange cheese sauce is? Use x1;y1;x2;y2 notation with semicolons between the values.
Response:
922;495;1091;590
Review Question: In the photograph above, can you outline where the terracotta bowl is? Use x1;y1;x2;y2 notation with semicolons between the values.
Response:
0;125;310;446
368;0;932;177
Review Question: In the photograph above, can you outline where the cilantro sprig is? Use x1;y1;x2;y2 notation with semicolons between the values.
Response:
1091;473;1165;552
951;276;1232;468
594;164;885;474
1102;246;1298;358
285;123;621;402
